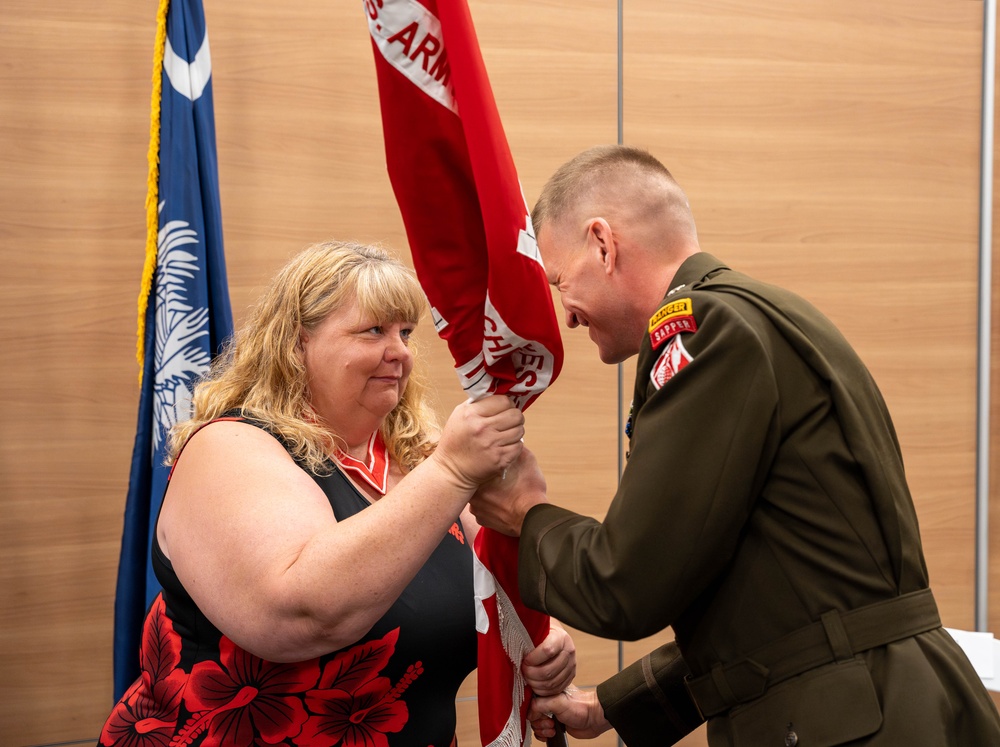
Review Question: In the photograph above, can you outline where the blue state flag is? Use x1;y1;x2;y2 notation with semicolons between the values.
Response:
113;0;233;700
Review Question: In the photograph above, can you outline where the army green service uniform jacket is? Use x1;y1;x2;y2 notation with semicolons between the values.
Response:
519;253;1000;746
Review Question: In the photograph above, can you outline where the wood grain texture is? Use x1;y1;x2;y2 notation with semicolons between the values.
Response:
614;2;984;745
0;0;993;744
1;1;152;740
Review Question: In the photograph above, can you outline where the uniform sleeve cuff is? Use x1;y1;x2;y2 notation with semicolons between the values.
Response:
596;641;704;747
517;503;579;610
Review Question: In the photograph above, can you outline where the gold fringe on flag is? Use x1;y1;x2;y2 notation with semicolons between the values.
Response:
137;0;171;382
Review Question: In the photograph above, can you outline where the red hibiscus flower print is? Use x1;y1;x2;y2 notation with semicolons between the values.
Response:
100;595;184;746
295;628;423;747
298;676;407;747
176;636;319;747
315;629;399;693
100;678;182;747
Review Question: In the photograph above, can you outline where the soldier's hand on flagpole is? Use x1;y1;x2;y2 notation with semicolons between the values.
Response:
529;685;613;741
468;446;547;536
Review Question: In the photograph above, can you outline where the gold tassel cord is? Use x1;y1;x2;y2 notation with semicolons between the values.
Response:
137;0;171;383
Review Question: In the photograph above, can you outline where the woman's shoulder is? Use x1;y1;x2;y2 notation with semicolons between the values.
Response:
216;408;271;431
178;415;291;466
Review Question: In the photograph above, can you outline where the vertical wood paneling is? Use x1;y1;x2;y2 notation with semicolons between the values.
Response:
621;2;985;743
0;2;152;740
624;0;983;614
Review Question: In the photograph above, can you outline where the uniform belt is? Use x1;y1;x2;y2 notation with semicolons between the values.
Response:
684;588;940;719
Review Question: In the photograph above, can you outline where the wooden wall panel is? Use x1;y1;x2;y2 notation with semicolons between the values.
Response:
620;1;985;743
624;0;983;611
0;0;994;744
0;2;152;741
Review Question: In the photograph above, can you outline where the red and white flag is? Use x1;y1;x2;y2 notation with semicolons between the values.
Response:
364;0;563;743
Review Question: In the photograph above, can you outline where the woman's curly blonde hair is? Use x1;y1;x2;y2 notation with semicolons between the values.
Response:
168;240;438;474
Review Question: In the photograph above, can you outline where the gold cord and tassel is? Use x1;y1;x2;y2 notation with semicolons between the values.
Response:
136;0;171;383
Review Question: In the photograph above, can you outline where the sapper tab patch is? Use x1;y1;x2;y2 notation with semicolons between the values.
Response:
649;297;697;348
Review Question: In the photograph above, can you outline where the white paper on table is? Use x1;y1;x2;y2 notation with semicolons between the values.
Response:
945;627;999;690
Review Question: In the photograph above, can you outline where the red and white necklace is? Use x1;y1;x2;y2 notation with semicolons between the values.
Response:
333;431;390;495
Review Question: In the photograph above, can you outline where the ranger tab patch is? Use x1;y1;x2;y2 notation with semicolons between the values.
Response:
651;334;693;390
648;297;697;348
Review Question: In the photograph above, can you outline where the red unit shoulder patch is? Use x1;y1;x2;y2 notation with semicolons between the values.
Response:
650;334;693;390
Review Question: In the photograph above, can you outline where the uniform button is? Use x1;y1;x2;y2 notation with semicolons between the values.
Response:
784;730;798;746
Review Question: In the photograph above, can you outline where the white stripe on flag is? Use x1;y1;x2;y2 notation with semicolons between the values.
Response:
366;0;457;114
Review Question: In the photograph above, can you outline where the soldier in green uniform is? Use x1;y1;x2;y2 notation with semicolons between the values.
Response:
470;145;1000;746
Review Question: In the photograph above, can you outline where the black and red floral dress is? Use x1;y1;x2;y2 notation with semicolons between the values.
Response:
100;420;477;747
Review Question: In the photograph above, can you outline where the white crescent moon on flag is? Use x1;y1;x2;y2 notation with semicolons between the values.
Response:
164;33;212;102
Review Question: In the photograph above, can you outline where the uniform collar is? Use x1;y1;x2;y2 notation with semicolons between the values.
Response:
662;252;730;301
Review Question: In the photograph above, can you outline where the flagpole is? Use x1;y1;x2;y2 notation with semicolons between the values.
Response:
976;0;995;633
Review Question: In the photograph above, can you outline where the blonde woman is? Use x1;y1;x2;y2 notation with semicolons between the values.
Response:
102;241;575;747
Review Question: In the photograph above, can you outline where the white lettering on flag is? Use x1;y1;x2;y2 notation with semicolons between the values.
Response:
365;0;458;114
483;294;556;402
457;351;493;400
516;212;542;266
430;305;449;332
163;33;212;102
516;185;544;266
457;313;556;408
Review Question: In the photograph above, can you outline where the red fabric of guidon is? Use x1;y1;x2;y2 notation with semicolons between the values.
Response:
364;0;564;744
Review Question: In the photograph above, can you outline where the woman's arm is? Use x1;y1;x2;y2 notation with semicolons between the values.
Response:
159;396;523;662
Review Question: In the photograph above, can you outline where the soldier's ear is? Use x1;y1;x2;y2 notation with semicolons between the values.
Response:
587;217;617;276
